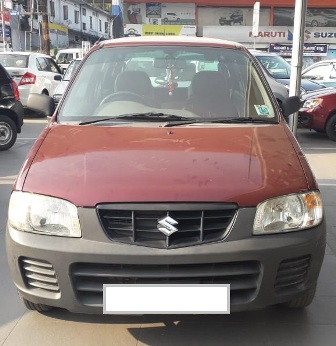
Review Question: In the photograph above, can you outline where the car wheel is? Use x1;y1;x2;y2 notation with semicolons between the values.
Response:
0;115;17;151
325;113;336;141
311;20;318;27
164;17;168;22
21;296;53;312
283;284;316;308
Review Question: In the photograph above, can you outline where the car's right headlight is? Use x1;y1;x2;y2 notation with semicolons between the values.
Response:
253;191;323;235
8;191;81;237
301;98;323;111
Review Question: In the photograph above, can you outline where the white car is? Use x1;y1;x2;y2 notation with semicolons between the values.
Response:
53;58;82;105
0;52;62;110
163;13;180;22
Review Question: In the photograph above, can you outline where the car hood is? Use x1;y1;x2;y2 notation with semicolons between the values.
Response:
22;124;309;207
276;78;325;91
300;87;336;101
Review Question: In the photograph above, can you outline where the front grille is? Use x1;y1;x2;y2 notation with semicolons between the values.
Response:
97;203;237;248
71;261;261;307
20;257;60;294
275;255;311;294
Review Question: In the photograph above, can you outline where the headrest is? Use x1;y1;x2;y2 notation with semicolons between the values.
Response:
190;71;228;97
115;70;152;95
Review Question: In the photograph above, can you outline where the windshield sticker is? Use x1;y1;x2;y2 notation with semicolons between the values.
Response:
254;105;271;116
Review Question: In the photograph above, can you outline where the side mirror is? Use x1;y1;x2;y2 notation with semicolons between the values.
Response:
54;74;62;81
281;95;301;118
27;93;56;117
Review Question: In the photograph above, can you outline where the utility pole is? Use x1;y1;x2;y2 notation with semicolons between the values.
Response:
1;0;6;51
39;0;50;55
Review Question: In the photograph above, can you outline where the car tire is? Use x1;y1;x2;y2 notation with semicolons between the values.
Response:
325;113;336;141
283;284;316;308
311;20;318;27
21;296;53;312
0;115;17;151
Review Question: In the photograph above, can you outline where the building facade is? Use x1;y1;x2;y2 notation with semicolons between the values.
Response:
123;0;336;66
7;0;113;52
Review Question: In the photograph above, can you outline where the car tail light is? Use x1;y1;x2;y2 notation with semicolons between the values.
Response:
11;80;20;101
19;72;36;86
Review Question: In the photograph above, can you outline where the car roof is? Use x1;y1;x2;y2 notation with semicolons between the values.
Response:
100;36;245;50
0;51;51;58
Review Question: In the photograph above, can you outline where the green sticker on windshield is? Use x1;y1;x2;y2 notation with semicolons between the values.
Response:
254;105;271;116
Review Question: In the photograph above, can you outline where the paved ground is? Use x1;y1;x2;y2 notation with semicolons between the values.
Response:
0;122;336;346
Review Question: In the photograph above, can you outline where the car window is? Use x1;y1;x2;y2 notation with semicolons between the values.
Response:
63;60;81;81
58;45;276;122
36;57;49;71
46;58;62;74
0;54;29;68
255;55;291;79
302;64;332;80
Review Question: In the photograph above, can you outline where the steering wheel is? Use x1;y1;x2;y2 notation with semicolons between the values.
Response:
99;91;150;107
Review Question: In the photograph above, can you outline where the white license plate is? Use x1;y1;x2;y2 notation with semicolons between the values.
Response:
104;284;230;314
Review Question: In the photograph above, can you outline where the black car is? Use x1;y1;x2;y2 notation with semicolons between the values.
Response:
0;63;24;150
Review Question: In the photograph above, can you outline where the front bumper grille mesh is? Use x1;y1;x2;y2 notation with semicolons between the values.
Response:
20;257;60;293
275;255;311;294
71;260;261;307
97;203;237;248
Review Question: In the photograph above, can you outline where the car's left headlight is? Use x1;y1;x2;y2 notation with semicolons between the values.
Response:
8;191;81;237
301;98;323;111
253;191;323;234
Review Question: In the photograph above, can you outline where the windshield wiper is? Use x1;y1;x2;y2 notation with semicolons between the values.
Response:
162;117;278;127
78;113;194;125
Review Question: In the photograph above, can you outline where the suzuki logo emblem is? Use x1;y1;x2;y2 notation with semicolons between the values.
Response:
157;216;178;236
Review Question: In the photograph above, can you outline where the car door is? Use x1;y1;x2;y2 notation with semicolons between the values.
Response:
34;56;62;96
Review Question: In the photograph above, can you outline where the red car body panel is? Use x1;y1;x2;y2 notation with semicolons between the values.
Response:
299;88;336;131
18;123;314;207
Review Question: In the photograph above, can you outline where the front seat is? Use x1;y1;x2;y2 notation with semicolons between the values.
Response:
114;70;158;107
184;70;237;117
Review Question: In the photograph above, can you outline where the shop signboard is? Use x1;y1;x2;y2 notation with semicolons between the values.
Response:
124;23;196;37
269;43;328;56
203;25;336;44
124;2;195;26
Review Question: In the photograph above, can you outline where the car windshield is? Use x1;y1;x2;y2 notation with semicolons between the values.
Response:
0;54;29;68
63;59;81;81
255;55;291;79
57;45;277;123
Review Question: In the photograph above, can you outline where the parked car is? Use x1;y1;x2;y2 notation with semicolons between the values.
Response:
250;50;326;93
219;11;243;25
53;58;82;106
0;52;62;112
7;36;325;314
302;59;336;88
0;63;24;151
299;87;336;141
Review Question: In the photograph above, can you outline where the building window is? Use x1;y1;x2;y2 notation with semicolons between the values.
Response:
49;1;55;17
82;8;86;16
83;23;86;31
99;19;102;32
74;10;79;24
63;5;68;21
105;21;108;33
90;16;92;29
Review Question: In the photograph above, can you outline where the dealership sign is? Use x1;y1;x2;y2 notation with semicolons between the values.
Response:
203;26;336;44
269;43;328;56
124;24;196;36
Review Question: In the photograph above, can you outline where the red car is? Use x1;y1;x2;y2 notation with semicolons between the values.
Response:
6;36;325;314
299;88;336;141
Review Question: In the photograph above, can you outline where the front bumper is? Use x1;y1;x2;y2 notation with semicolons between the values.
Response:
6;207;326;314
